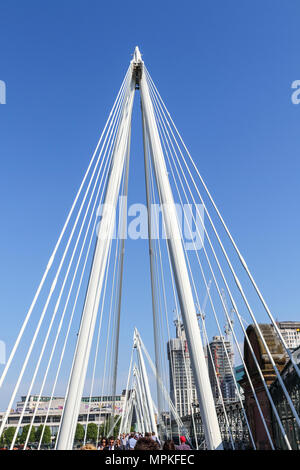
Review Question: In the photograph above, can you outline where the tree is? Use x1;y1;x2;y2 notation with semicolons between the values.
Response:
98;423;105;439
19;425;35;444
74;423;85;442
86;422;98;442
113;415;121;438
4;427;17;446
35;425;51;445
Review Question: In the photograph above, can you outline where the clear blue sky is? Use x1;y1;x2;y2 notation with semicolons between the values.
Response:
0;1;300;407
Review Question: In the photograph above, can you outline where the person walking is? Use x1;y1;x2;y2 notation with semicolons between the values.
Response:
151;431;161;448
176;436;191;450
97;438;107;450
163;440;176;450
107;437;116;450
128;433;137;450
120;433;128;450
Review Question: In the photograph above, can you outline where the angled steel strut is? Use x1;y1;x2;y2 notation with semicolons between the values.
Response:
57;47;222;450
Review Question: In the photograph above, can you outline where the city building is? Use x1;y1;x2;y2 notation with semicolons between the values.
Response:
167;320;197;417
239;324;287;450
276;321;300;350
0;392;126;438
207;336;236;404
270;345;300;449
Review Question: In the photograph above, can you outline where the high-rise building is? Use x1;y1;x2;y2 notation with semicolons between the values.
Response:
276;321;300;350
167;321;197;417
207;335;235;404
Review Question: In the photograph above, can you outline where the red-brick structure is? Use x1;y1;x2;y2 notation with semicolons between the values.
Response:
240;324;287;449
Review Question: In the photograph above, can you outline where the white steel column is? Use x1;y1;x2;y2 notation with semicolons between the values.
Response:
139;54;223;450
134;364;151;432
134;375;146;434
134;329;158;435
142;111;164;432
56;68;136;450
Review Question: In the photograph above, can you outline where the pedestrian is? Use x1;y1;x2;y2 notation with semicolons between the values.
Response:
135;437;160;450
151;431;161;447
163;440;176;450
120;433;128;450
128;433;137;450
97;438;107;450
107;436;116;450
176;436;191;450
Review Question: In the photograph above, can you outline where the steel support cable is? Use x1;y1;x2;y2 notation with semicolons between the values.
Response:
151;232;170;422
0;85;127;446
137;340;157;433
145;67;300;382
106;156;127;417
103;176;129;434
148;154;191;439
119;346;134;435
147;142;177;411
57;70;135;449
139;334;191;441
199;310;235;448
147;113;208;439
83;141;128;445
83;143;128;436
25;141;114;450
148;129;231;449
125;390;135;434
151;108;290;454
146;108;180;434
99;235;121;439
19;90;125;450
136;362;153;434
89;238;114;448
151;399;169;440
148;82;277;450
150;146;191;422
38;101;124;449
72;87;130;445
107;413;122;439
122;354;135;434
82;235;122;444
149;86;255;449
0;67;131;391
135;352;152;432
97;104;134;439
147;149;180;425
53;237;114;451
148;80;255;447
176;320;199;449
142;68;224;450
134;384;145;434
152;101;212;422
142;121;166;427
56;135;127;452
147;73;295;447
36;88;126;449
151;127;294;451
110;128;131;419
148;149;182;432
64;232;116;450
39;228;112;449
59;76;135;449
134;364;150;432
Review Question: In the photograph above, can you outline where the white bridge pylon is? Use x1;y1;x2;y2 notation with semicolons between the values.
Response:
56;47;222;450
2;47;298;451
